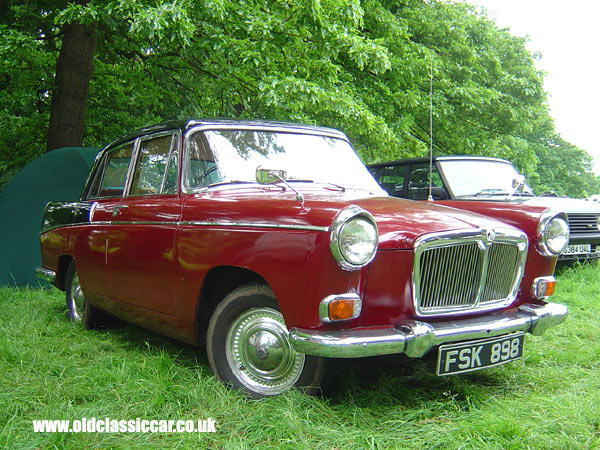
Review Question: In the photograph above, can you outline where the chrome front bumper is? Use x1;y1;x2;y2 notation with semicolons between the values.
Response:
289;302;568;358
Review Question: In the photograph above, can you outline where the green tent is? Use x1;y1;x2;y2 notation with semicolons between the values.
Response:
0;147;100;286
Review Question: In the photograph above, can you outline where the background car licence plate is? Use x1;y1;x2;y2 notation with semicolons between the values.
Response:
436;333;524;376
563;244;591;255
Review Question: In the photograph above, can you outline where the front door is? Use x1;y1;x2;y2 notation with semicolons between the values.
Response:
107;132;182;316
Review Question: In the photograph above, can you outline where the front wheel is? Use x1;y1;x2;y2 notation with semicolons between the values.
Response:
206;284;329;398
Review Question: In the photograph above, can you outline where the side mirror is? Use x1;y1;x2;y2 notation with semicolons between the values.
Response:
256;167;287;184
512;175;525;189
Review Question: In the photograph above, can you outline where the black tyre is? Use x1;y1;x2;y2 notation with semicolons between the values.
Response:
206;283;329;398
65;261;109;328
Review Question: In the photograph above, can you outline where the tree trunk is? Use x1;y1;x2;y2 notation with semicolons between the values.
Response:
46;21;98;152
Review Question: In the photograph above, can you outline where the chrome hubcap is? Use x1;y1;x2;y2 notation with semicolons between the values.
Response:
69;272;85;322
226;307;305;395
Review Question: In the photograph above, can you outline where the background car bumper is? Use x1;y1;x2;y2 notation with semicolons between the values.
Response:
289;302;568;358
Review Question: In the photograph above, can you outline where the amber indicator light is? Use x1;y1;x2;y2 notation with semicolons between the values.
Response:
328;299;354;321
542;280;556;297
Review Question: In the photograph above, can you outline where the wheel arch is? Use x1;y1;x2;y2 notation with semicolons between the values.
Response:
195;266;268;345
56;254;74;291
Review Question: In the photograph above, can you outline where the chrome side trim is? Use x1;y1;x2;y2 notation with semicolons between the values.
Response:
178;220;329;232
40;220;328;234
35;267;56;283
289;302;568;359
40;221;111;235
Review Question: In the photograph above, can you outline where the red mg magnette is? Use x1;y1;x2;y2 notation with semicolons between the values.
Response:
36;120;569;397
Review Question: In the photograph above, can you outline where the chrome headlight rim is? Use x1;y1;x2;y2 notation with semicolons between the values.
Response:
330;205;379;271
537;210;570;256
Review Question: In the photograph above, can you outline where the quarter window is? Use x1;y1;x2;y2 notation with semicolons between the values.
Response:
87;143;134;198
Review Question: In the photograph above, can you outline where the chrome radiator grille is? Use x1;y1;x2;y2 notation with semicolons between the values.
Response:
413;229;528;316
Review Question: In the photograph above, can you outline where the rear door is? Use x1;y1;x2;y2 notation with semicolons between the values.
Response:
76;142;135;299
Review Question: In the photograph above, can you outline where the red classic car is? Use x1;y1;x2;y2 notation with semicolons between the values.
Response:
367;156;600;260
36;120;568;397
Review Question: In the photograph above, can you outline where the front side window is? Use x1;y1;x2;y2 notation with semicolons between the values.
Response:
87;143;134;198
185;129;384;194
408;164;443;200
130;134;178;196
377;164;406;197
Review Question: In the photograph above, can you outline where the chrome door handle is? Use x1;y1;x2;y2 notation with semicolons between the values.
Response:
111;204;129;217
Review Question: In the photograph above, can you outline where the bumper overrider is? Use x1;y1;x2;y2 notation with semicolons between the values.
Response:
289;302;567;358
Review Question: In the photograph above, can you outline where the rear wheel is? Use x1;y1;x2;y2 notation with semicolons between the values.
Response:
65;261;109;328
206;284;329;398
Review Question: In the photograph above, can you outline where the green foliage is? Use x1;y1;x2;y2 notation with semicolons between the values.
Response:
528;136;600;198
0;0;597;196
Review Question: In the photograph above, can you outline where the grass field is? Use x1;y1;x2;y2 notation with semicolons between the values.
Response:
1;263;599;449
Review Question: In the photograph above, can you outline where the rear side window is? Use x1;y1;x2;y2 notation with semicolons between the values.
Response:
87;143;134;198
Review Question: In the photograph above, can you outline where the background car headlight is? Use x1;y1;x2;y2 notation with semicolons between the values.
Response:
330;206;378;270
537;211;569;255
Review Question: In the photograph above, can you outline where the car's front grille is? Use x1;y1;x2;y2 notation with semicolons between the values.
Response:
567;213;600;236
413;229;528;316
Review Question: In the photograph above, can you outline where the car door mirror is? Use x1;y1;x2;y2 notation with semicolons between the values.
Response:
512;175;525;189
256;167;287;184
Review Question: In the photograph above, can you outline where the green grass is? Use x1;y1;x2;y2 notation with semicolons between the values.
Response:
1;263;599;449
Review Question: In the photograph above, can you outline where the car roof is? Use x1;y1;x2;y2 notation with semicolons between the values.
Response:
367;155;511;168
104;119;348;150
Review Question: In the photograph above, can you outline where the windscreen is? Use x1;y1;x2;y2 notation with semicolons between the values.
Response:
439;159;535;198
185;129;385;194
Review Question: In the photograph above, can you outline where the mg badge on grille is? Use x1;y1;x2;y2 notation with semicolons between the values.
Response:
484;228;496;244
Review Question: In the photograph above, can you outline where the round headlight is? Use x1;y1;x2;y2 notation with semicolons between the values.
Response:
542;216;569;255
339;218;378;265
330;206;378;270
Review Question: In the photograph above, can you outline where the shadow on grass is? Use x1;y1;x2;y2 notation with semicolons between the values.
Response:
48;297;517;407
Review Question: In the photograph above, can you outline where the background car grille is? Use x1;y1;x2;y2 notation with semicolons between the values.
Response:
414;232;526;315
567;213;600;236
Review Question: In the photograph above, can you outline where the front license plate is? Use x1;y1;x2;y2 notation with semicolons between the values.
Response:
436;333;524;376
563;244;591;255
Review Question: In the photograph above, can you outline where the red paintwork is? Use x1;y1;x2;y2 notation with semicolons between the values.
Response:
40;186;557;347
39;126;560;349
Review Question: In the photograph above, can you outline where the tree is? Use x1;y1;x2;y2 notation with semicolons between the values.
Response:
528;136;599;198
46;13;97;151
0;0;597;197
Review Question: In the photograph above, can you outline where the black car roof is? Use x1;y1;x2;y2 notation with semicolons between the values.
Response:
367;155;511;168
104;119;348;150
